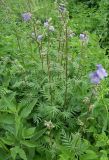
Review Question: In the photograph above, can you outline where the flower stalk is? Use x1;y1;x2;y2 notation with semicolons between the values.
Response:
64;24;68;107
47;32;53;105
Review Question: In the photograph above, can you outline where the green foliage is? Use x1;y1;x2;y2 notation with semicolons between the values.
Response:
0;0;109;159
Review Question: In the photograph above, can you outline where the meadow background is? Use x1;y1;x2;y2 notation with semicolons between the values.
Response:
0;0;109;159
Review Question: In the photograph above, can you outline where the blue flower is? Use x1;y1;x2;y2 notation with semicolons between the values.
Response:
96;64;108;79
22;12;32;21
89;64;108;84
37;35;43;42
44;21;49;28
80;33;88;41
89;72;101;84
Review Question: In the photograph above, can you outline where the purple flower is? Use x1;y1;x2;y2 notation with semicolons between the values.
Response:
80;33;88;41
59;3;66;12
89;64;108;84
96;64;108;79
44;21;49;28
37;35;43;42
22;12;32;21
89;72;101;84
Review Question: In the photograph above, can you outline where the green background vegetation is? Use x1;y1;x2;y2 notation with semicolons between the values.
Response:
0;0;109;159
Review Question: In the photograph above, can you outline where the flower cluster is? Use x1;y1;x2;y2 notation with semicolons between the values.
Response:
59;3;66;13
89;64;108;84
44;120;55;130
68;30;75;38
22;12;32;21
80;33;89;45
44;20;55;32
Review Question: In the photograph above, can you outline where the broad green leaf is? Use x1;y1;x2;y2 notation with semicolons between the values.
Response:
22;127;36;139
20;99;37;118
100;150;108;160
80;150;98;160
1;137;15;146
11;146;27;160
0;149;10;160
0;97;16;113
21;140;37;148
32;128;47;141
0;113;14;125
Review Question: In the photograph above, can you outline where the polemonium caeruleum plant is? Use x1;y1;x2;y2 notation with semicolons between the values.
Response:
1;0;109;160
89;64;108;132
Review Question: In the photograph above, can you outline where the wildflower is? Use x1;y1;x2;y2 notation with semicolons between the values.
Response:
49;26;55;32
59;3;66;12
44;120;55;130
44;21;49;28
89;64;108;84
96;64;108;79
89;72;101;84
37;35;43;42
22;12;32;21
80;33;88;42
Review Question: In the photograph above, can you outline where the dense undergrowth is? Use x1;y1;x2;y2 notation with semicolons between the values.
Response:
0;0;109;159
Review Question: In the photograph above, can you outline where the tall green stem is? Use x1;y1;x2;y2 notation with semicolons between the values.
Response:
47;32;52;105
64;25;68;107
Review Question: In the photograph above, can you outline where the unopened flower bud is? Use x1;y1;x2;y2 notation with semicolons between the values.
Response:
89;104;94;112
31;32;36;38
44;120;55;130
49;26;55;32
